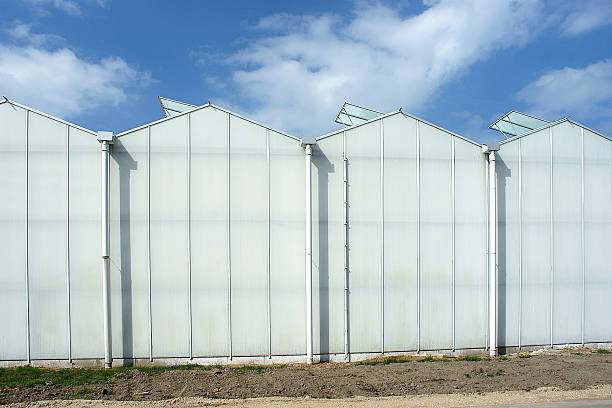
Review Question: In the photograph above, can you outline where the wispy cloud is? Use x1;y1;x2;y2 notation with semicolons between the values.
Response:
22;0;106;17
214;0;547;136
560;0;612;37
0;23;152;118
517;59;612;121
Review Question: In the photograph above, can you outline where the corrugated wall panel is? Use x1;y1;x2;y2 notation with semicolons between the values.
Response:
346;121;382;353
110;128;151;359
382;114;418;352
270;132;306;356
229;115;268;356
0;103;27;360
28;112;68;359
419;122;453;350
520;130;552;346
69;127;103;358
312;134;345;356
190;107;229;357
584;130;612;342
454;138;487;349
150;116;189;358
497;141;520;347
551;122;582;344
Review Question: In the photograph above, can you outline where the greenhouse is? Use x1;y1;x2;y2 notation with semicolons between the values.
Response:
0;97;610;367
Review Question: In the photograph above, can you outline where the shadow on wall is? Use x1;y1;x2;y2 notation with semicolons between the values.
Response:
111;138;137;365
312;148;335;361
496;156;511;348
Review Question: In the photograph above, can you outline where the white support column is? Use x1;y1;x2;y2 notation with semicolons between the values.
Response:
98;131;113;369
485;146;498;357
304;144;313;364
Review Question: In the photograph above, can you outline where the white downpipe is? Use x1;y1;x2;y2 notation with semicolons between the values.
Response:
305;144;313;365
488;150;497;357
101;140;112;369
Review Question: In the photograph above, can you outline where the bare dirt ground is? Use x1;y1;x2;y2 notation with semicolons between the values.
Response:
1;349;611;406
5;385;612;408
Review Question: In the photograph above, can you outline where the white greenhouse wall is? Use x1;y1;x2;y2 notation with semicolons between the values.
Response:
109;105;305;359
313;112;487;355
497;121;612;347
0;99;610;365
0;101;101;362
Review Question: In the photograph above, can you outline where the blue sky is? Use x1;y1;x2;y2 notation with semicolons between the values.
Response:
2;0;612;143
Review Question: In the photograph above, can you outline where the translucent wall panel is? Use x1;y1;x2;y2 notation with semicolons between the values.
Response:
110;129;151;359
69;127;103;358
28;112;68;359
496;141;520;347
0;103;27;360
419;122;452;350
150;117;189;358
347;121;382;353
584;130;612;342
230;115;267;356
520;130;551;346
382;114;418;352
312;135;345;356
190;108;229;357
454;138;487;349
270;132;305;355
551;122;582;344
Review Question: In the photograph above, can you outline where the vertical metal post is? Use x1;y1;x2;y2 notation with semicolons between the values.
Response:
485;156;489;351
305;144;313;364
227;114;232;361
518;139;523;350
187;114;193;360
147;126;153;362
549;127;554;348
380;120;384;354
416;121;421;353
580;127;585;346
488;150;497;357
66;126;72;364
343;131;349;360
25;110;31;364
266;129;271;359
101;139;112;368
451;136;455;352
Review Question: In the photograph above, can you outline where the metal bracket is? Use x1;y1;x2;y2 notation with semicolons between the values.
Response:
97;131;115;144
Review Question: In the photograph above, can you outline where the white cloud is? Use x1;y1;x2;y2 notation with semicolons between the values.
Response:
8;22;64;47
0;24;151;118
560;0;612;37
23;0;106;17
517;59;612;120
219;0;547;136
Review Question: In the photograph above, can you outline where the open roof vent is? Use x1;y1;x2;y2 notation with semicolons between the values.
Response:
489;110;550;138
158;96;198;118
335;102;383;127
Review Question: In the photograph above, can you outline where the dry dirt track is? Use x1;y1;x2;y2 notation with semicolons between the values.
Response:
5;386;612;408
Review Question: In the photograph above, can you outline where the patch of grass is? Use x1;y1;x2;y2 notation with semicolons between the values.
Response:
0;363;230;391
129;364;208;374
595;349;611;354
416;356;449;362
456;356;490;362
497;356;508;361
232;365;266;373
382;357;410;365
572;352;584;356
0;367;118;390
517;353;532;359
